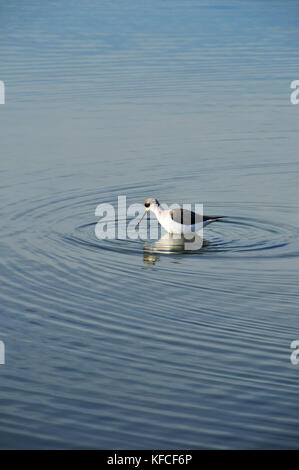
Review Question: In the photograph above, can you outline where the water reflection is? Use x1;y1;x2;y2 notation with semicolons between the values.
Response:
143;233;206;264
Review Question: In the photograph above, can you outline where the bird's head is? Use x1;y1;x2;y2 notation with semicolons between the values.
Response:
144;198;160;212
137;198;160;227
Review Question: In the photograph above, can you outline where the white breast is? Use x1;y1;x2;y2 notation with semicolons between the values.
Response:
157;211;202;234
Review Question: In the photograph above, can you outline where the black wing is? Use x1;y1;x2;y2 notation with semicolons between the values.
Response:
170;209;223;225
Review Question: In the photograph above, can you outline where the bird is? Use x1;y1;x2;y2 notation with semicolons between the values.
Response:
138;197;223;235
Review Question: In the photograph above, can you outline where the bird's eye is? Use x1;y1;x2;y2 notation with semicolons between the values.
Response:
144;202;150;208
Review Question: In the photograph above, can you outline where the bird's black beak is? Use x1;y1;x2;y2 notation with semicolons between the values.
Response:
137;209;148;227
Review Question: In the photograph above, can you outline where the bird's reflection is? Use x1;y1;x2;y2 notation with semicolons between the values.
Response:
143;233;206;264
143;253;160;265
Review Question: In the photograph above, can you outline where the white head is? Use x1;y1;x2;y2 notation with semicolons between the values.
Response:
144;197;160;212
137;198;160;227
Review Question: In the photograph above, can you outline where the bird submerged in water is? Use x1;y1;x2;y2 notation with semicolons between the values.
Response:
138;198;223;235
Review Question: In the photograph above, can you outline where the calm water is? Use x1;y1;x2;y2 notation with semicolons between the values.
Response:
1;0;299;449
